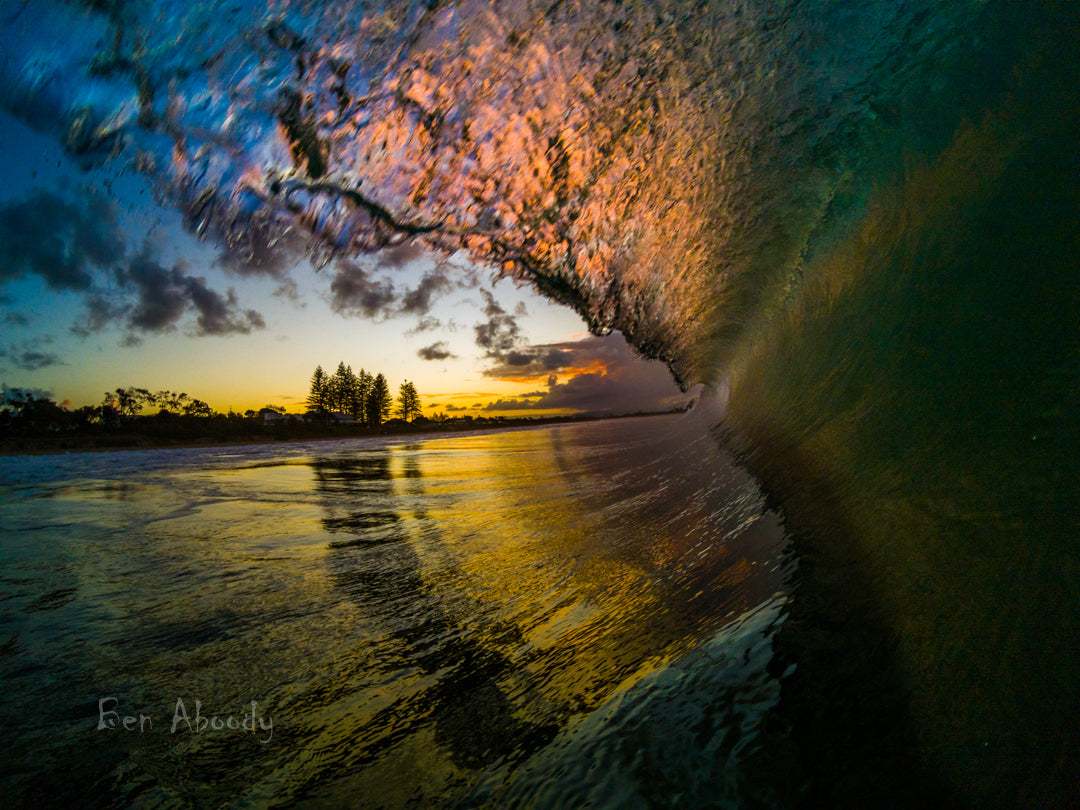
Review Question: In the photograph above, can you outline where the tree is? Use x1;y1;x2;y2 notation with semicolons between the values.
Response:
182;398;212;417
354;369;373;420
366;373;392;426
1;391;66;432
396;381;422;421
103;387;152;418
306;366;330;413
153;390;190;414
342;367;364;420
329;362;359;413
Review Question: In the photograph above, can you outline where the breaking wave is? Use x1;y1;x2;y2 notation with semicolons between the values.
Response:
3;1;1078;805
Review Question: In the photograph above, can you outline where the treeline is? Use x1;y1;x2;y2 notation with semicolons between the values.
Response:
0;378;420;452
306;363;422;426
0;386;215;432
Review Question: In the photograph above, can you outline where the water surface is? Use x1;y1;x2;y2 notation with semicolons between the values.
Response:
0;414;789;807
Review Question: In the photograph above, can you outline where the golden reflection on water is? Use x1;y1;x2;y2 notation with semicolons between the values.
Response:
0;416;787;806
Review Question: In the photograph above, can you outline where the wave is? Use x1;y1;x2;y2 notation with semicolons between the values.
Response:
3;1;1078;805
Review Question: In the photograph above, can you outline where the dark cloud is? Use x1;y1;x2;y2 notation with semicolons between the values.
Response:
0;185;268;340
496;346;573;373
14;350;62;370
329;260;397;318
0;343;63;371
400;267;454;315
70;294;128;337
445;404;466;412
406;316;442;335
473;289;525;360
482;397;536;411
376;241;427;269
417;341;456;361
330;258;462;322
113;250;266;336
116;252;191;332
483;333;625;381
0;189;125;291
481;332;688;415
273;278;303;302
3;312;31;326
185;276;265;335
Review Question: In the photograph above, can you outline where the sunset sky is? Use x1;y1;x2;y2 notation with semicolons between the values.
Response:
0;111;690;417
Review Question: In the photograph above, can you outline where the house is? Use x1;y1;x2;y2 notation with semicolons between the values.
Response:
259;408;289;423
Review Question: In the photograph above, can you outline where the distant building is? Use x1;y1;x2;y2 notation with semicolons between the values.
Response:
259;408;289;423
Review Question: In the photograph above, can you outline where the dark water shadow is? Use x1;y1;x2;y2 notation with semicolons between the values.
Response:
723;428;964;810
309;450;558;777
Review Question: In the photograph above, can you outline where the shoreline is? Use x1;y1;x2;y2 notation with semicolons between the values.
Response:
0;409;684;458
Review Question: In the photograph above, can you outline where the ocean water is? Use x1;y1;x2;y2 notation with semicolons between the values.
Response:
0;414;792;808
2;1;1078;806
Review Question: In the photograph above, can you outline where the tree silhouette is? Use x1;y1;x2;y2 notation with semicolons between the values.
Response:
103;387;153;418
330;362;352;412
182;398;212;417
366;373;392;426
355;369;373;420
306;366;330;413
344;369;364;420
396;381;422;421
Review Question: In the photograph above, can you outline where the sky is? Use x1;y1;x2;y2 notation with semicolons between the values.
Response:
0;110;690;418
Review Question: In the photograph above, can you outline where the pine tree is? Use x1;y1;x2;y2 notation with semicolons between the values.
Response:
355;369;373;421
366;373;392;426
306;365;329;413
330;361;353;412
396;381;422;421
344;366;364;420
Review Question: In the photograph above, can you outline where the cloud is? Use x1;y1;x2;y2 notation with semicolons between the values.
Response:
114;249;266;336
473;289;525;360
376;241;428;269
0;184;268;340
406;316;442;335
481;332;688;414
0;343;63;371
481;397;537;411
0;189;126;291
70;294;128;337
116;252;190;332
445;404;466;412
329;260;397;318
3;312;30;326
330;257;463;322
400;267;454;315
483;333;627;382
185;276;266;335
418;341;456;361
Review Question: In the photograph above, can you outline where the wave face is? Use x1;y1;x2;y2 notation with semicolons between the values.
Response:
3;1;1079;805
0;0;987;379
